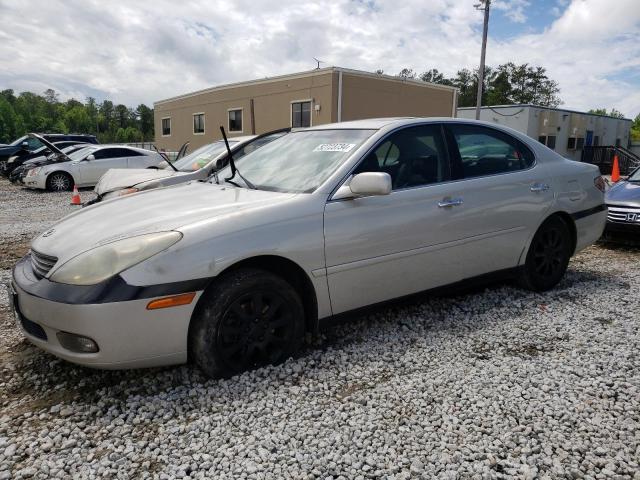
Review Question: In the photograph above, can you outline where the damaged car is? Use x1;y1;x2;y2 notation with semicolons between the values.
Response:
89;128;289;204
9;143;91;184
9;118;606;377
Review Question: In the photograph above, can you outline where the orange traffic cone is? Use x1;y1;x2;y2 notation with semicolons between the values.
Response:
70;185;81;205
611;154;621;183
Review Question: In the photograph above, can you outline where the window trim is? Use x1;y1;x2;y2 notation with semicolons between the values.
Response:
227;108;243;133
290;99;313;128
193;112;205;136
161;117;171;137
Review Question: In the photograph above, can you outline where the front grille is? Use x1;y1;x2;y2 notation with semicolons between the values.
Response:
30;250;58;279
607;205;640;224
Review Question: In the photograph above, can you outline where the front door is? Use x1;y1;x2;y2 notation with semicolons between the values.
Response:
324;124;472;315
79;148;129;185
585;130;594;147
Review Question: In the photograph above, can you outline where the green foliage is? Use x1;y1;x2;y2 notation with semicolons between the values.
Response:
631;114;640;142
394;63;563;108
588;108;625;119
0;89;154;144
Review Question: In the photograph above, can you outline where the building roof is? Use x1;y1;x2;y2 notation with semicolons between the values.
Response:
155;67;458;106
457;104;632;122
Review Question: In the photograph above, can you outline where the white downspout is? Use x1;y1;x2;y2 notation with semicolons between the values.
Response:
337;70;343;123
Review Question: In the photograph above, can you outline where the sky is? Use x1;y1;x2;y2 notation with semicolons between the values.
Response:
0;0;638;118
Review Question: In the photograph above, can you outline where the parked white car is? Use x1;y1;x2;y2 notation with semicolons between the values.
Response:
9;118;606;377
23;143;164;191
90;129;288;203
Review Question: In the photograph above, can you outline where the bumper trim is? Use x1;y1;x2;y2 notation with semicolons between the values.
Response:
571;204;606;221
13;255;211;305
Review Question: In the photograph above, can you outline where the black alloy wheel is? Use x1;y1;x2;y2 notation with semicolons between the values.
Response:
190;269;305;378
519;216;571;292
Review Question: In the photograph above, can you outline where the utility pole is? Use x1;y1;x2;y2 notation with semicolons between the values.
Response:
475;0;491;120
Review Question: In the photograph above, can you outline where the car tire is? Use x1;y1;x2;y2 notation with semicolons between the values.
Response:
189;268;305;378
46;172;73;192
518;216;572;292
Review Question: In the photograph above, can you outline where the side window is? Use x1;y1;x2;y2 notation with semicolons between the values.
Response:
449;124;534;179
353;125;449;190
93;148;129;159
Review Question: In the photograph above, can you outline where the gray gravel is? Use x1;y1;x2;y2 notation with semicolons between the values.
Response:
0;178;639;479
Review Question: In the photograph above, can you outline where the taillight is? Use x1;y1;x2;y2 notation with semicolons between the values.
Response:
594;176;606;193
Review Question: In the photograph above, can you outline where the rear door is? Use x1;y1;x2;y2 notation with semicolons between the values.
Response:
439;123;555;276
79;148;129;184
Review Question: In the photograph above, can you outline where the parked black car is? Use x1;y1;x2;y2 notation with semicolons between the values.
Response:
0;133;98;175
9;143;91;184
604;166;640;240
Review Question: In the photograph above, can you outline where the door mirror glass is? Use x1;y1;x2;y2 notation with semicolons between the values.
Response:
85;154;95;161
340;172;392;199
21;141;29;149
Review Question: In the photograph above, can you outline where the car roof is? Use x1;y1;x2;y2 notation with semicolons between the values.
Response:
304;117;415;131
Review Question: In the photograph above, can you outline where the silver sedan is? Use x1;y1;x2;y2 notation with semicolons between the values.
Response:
10;118;606;377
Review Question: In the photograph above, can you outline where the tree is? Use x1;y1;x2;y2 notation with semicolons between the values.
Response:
397;68;417;79
631;114;640;142
419;69;453;86
588;108;625;118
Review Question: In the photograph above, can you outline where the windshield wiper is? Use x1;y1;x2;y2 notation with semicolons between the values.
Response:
152;145;179;172
220;126;256;189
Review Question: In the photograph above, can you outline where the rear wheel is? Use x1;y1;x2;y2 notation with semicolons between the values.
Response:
519;216;572;291
189;268;305;378
46;172;73;192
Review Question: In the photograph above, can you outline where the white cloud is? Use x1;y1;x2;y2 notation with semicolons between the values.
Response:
492;0;531;24
0;0;638;118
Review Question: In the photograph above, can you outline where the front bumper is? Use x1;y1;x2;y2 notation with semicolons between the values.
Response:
10;256;204;369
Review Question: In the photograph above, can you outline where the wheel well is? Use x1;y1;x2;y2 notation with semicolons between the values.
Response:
214;255;318;333
548;211;577;255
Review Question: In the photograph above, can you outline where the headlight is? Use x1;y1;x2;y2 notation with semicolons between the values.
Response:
7;156;18;164
102;188;139;200
49;231;182;285
27;167;42;177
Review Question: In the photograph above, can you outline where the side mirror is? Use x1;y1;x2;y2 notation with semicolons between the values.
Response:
333;172;392;200
21;141;29;149
85;154;95;161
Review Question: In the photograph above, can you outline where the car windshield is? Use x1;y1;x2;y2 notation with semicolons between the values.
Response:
68;146;98;161
172;141;234;172
628;168;640;182
217;129;375;193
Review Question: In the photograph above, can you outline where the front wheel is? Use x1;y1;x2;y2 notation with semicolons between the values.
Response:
518;216;572;291
189;269;305;378
46;172;73;192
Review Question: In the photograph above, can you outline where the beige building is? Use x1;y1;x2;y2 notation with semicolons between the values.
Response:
154;67;458;151
457;105;632;161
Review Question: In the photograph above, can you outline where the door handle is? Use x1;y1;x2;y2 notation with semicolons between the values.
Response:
530;182;550;192
438;197;464;208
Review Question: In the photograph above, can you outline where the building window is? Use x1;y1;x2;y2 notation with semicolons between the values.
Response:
576;137;585;150
162;117;171;136
538;135;557;150
567;137;576;150
193;113;205;135
291;101;311;128
228;109;243;132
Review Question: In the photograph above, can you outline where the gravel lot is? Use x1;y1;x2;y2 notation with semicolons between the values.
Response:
0;177;638;479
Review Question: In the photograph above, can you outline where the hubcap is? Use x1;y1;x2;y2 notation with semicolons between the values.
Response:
217;291;294;371
51;174;70;191
532;227;565;278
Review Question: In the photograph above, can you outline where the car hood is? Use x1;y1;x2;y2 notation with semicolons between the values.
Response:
95;168;179;195
31;182;297;266
605;181;640;207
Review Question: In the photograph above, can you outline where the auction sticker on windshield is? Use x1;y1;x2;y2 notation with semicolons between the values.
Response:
313;143;356;153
